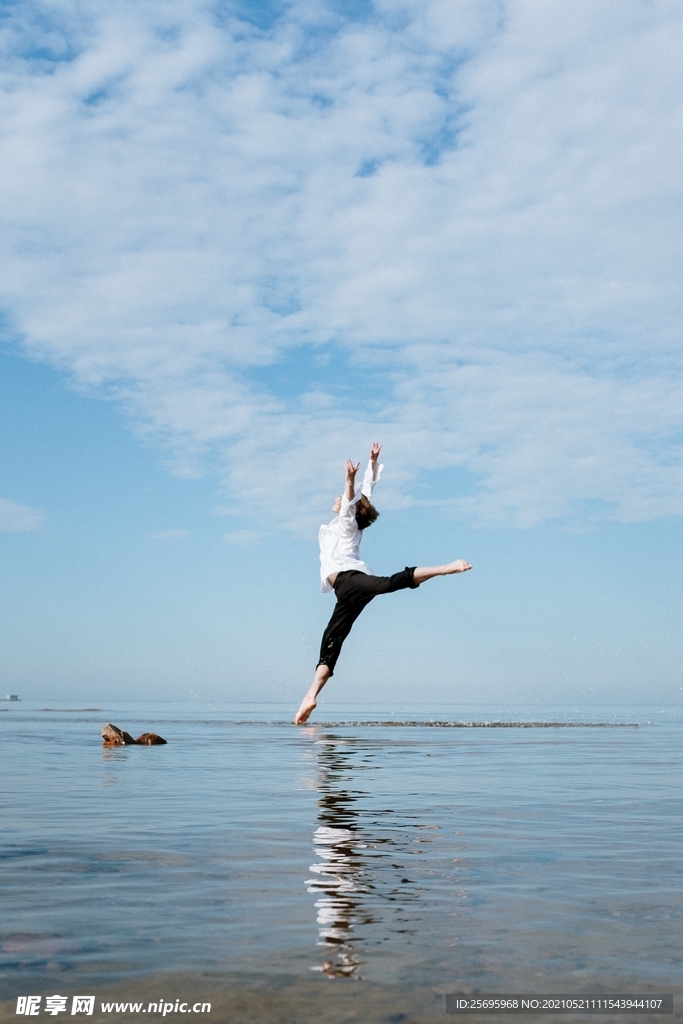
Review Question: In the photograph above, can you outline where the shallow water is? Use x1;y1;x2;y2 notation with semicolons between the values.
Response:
1;701;681;1018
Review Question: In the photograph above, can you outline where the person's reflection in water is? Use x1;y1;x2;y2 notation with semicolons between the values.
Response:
306;734;427;978
305;736;372;977
308;824;367;976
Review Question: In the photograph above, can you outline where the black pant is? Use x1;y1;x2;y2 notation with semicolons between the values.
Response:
317;568;419;676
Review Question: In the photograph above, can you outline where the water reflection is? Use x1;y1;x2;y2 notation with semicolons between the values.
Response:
305;734;429;978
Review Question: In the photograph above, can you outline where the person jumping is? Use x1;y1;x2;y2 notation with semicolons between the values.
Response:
295;443;472;725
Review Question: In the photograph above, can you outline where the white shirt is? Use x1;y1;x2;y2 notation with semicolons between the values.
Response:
319;460;383;592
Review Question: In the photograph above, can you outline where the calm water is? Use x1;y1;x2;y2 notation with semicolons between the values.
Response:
1;701;681;1013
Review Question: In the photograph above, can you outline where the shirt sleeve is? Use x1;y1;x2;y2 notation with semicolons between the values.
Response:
335;493;359;542
360;460;383;499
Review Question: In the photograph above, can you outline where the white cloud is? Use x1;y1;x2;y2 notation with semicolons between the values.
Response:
0;498;45;532
1;0;682;530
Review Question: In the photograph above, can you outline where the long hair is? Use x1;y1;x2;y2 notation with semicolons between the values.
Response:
355;495;379;530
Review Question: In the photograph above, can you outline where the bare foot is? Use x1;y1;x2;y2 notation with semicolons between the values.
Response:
445;560;472;574
295;695;317;725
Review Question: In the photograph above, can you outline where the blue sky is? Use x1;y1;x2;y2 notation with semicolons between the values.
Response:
1;0;682;706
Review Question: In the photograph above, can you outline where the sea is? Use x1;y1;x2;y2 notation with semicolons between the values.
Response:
1;700;681;1022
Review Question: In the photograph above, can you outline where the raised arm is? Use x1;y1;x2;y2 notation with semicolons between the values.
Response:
370;441;381;480
361;441;383;498
345;459;360;502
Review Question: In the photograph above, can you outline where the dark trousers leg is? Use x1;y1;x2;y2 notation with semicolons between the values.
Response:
317;568;418;676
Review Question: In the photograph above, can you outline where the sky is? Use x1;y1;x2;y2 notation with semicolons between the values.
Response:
1;0;682;707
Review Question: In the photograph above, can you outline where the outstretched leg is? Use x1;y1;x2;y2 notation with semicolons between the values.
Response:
295;664;331;725
295;583;373;725
413;559;472;584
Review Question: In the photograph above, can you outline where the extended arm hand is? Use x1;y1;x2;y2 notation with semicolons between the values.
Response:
360;442;383;498
370;441;382;482
345;459;360;502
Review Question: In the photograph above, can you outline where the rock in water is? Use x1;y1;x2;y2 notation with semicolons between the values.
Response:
101;723;166;746
135;732;167;745
102;723;137;746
